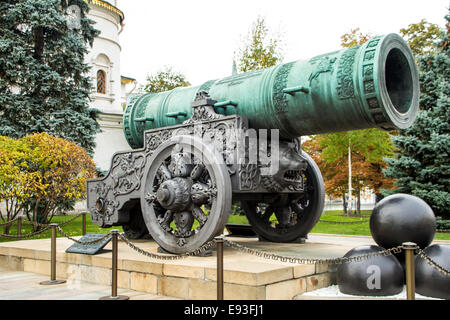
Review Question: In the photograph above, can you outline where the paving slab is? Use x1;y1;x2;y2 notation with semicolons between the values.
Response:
0;233;447;300
0;267;178;300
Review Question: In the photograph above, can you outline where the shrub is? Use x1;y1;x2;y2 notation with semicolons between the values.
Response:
0;133;96;231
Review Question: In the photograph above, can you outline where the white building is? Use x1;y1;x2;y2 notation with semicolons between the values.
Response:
84;0;136;170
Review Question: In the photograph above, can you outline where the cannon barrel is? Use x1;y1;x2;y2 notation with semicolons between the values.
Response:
123;33;419;148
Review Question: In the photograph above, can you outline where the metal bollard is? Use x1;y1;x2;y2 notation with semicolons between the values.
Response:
40;224;66;285
215;236;224;300
403;242;416;300
99;230;129;300
17;217;22;239
82;213;86;236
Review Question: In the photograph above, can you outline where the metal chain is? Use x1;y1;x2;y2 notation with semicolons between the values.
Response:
0;217;20;227
55;214;82;227
118;233;217;261
21;220;48;228
318;219;370;224
1;212;448;277
21;214;82;228
416;247;450;276
55;225;112;245
0;226;51;239
223;238;403;265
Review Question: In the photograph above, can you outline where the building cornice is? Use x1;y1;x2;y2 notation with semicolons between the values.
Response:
84;0;124;23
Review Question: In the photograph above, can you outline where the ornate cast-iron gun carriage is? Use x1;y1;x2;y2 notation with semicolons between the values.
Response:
87;34;419;254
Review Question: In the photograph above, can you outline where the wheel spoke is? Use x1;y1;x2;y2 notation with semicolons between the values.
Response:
291;202;304;215
274;206;293;227
157;210;173;233
157;163;172;182
191;205;208;227
261;205;274;222
141;136;231;253
241;150;324;243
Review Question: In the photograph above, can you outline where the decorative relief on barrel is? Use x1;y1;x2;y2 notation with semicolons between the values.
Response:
364;50;376;61
367;38;381;48
273;61;295;113
197;79;216;93
134;94;153;137
364;80;375;94
359;37;390;126
367;97;380;109
309;56;337;82
216;69;263;86
363;64;374;77
336;46;359;100
123;94;142;149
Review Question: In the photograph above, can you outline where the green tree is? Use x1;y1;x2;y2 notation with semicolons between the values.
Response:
0;136;37;233
142;66;190;93
400;19;442;57
310;29;394;214
315;130;394;215
0;133;96;232
0;0;100;154
234;15;284;73
383;12;450;220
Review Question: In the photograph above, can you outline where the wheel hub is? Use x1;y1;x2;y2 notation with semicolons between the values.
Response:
156;177;192;211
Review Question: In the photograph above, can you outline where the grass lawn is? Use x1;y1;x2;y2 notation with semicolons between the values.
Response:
1;210;449;243
0;214;122;243
227;210;450;241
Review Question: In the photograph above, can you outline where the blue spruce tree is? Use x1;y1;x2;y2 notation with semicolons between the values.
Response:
383;12;450;221
0;0;100;154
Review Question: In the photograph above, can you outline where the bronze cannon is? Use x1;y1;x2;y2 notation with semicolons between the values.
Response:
87;34;419;253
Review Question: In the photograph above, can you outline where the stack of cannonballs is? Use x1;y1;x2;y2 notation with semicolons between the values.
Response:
337;194;449;299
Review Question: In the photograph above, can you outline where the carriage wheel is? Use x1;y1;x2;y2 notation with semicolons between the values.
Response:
241;152;324;243
140;135;231;254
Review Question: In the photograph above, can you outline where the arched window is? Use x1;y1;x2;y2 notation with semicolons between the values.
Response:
97;70;106;94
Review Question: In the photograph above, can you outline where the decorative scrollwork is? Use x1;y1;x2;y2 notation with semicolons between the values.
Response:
239;163;260;191
273;62;295;113
184;105;223;124
110;152;146;196
336;46;359;100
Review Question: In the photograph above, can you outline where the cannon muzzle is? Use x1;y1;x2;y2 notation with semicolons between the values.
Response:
123;33;419;148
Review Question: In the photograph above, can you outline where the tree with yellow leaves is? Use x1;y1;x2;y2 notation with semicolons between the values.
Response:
0;133;97;232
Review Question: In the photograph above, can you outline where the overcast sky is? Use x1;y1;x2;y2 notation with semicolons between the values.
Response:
118;0;449;87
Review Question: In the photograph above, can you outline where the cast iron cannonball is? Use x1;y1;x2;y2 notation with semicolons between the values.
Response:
337;245;404;296
415;244;450;300
370;194;436;249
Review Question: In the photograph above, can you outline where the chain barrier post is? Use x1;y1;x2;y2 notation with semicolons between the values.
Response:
82;213;86;236
215;236;224;300
100;230;129;300
17;217;22;239
403;242;416;300
40;224;66;285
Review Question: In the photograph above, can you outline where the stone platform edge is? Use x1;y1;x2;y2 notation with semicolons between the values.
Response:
0;240;337;300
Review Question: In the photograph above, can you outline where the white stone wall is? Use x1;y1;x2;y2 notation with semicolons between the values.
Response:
85;2;130;170
93;113;129;171
85;5;122;114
